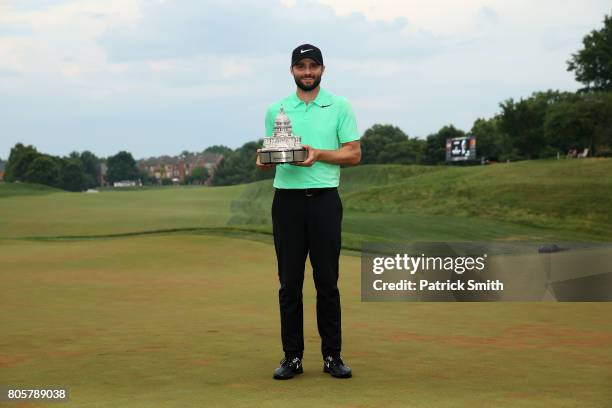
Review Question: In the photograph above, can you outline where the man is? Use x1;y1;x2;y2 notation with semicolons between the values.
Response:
256;44;361;380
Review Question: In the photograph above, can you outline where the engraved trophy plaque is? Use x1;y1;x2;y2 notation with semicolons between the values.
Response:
258;107;308;164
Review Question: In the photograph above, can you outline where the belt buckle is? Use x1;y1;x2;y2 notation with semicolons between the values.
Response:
305;188;314;197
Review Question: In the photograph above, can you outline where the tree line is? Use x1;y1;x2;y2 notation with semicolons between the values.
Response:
2;146;147;191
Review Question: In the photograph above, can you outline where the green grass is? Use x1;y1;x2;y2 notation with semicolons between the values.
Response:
1;159;610;244
0;181;62;198
0;184;243;238
1;235;610;407
229;159;612;246
341;159;612;240
0;160;611;406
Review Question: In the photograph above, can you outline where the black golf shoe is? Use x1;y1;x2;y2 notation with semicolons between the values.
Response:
273;356;303;380
323;355;352;378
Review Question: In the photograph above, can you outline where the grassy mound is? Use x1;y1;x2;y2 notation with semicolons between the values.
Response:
342;159;612;239
229;159;612;244
0;182;62;198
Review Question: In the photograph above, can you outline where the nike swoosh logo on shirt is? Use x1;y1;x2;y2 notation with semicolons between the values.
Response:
321;104;332;108
300;49;313;53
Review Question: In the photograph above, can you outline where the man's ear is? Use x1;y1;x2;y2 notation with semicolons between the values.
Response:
289;65;294;75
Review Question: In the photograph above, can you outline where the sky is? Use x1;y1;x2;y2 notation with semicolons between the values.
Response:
0;0;610;160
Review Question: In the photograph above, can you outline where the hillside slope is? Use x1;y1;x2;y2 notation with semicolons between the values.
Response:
230;159;612;244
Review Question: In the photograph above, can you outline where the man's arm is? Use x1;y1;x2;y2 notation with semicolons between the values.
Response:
293;141;361;167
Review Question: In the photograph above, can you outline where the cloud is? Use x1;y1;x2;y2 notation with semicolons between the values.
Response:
0;24;34;37
476;6;499;25
98;0;444;62
0;67;20;77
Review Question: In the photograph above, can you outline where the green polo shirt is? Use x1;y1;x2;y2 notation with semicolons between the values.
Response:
264;87;359;189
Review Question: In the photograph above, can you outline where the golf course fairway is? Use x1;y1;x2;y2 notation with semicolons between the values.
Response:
1;159;611;407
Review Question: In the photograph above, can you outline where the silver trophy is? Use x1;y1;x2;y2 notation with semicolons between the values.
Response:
258;107;307;164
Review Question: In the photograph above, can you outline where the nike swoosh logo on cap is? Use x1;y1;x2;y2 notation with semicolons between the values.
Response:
300;49;313;53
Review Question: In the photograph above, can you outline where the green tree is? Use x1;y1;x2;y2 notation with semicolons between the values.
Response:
61;159;87;192
544;92;612;155
190;166;209;184
4;143;41;182
423;125;465;164
212;141;275;186
24;156;61;187
106;151;138;183
567;14;612;92
213;142;258;186
139;169;158;185
470;117;518;161
378;138;425;164
360;124;408;164
79;151;100;188
205;145;233;157
498;91;573;159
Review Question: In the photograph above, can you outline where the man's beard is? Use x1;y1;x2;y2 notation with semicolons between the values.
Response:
294;75;321;91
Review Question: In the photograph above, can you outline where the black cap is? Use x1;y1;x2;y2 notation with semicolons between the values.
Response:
291;44;323;66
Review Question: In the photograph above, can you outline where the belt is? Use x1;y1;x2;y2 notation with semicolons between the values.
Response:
276;187;337;197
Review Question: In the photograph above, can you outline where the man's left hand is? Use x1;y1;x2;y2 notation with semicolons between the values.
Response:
293;145;319;167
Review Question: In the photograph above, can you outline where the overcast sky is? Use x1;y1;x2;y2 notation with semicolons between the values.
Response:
0;0;610;160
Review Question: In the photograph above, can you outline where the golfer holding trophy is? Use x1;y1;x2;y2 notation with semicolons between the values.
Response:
256;44;361;380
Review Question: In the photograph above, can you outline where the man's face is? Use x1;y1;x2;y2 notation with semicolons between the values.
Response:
291;58;324;91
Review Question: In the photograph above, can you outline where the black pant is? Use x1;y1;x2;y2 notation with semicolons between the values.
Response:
272;187;343;359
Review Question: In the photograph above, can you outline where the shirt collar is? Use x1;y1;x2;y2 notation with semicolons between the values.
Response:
291;87;332;108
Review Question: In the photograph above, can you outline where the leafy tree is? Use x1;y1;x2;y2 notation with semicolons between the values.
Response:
24;156;61;187
190;166;209;184
544;92;612;155
4;143;41;182
61;159;87;192
138;169;156;185
213;142;257;185
378;138;425;164
212;140;275;185
423;125;465;164
79;150;100;188
470;117;518;161
205;145;233;157
498;91;573;159
106;151;139;183
567;14;612;92
360;124;408;164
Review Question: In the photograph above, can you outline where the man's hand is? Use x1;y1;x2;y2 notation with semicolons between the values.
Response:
256;149;276;170
292;145;319;167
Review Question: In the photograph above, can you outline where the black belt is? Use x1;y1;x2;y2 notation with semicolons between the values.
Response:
276;187;337;197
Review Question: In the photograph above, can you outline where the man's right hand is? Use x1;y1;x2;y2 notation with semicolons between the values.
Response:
256;149;276;170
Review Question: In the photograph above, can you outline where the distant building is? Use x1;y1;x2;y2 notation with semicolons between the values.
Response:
138;152;224;185
97;163;108;186
0;160;5;182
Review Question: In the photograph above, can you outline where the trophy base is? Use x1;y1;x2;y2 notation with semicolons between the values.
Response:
259;148;307;164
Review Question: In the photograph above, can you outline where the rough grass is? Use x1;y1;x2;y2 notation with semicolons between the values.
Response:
229;159;612;245
342;159;612;239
